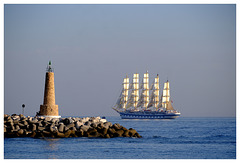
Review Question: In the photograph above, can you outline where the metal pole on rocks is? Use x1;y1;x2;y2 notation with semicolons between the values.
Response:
22;104;25;115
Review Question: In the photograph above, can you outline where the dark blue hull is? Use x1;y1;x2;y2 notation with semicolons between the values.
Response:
119;111;180;119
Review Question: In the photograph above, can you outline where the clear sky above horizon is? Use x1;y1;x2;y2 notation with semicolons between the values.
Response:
4;4;236;117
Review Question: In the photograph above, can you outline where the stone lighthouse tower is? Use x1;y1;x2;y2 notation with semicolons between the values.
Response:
37;61;60;118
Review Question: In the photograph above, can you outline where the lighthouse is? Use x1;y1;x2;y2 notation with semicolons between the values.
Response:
37;61;60;118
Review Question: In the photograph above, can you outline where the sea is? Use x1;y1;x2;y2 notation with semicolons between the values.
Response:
4;117;236;159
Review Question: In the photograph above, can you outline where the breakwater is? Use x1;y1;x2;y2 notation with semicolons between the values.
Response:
4;114;141;138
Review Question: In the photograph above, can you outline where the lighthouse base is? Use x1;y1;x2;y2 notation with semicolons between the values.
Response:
36;115;61;118
38;104;59;117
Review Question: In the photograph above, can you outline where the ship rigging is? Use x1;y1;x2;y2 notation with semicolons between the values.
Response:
112;71;181;119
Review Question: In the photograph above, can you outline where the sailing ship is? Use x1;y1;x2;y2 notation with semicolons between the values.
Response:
112;71;181;119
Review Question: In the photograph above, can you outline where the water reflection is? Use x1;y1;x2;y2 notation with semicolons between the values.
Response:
41;138;61;159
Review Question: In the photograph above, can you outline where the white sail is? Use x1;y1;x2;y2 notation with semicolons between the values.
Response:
148;74;159;109
115;75;129;110
147;90;154;108
127;73;139;109
162;80;170;108
133;73;139;108
122;76;129;110
142;71;149;108
114;90;124;110
137;93;144;107
138;71;149;108
166;101;174;111
157;94;163;108
126;93;133;108
153;74;160;108
116;89;123;106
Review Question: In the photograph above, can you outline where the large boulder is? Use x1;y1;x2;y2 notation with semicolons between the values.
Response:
100;127;108;135
64;126;69;132
6;118;13;124
37;121;43;127
66;123;75;129
70;130;77;137
50;124;58;133
121;126;128;131
107;128;116;135
80;125;89;132
82;117;90;123
97;122;104;128
134;132;142;138
17;129;25;136
115;129;124;137
84;121;91;126
75;121;84;130
103;122;112;129
22;120;28;126
62;118;71;125
104;134;110;138
13;119;19;125
128;128;137;137
19;114;25;118
86;128;100;137
25;131;33;137
29;118;38;124
37;116;45;120
45;117;52;122
4;114;9;119
123;130;130;137
64;130;72;137
51;118;59;124
90;122;98;128
12;115;20;121
42;130;53;137
113;123;121;130
9;124;15;131
31;124;37;131
38;126;45;131
100;118;107;123
17;123;25;128
28;117;33;121
30;131;36;138
76;129;84;137
58;124;65;133
56;131;65;138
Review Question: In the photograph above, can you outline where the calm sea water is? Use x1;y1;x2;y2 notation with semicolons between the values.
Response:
4;117;236;159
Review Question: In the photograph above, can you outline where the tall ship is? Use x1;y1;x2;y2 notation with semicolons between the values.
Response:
112;71;181;119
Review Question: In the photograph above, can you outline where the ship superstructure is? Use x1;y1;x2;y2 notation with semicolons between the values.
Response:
112;72;180;119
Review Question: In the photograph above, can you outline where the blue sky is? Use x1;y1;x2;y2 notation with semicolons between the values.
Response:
4;4;236;117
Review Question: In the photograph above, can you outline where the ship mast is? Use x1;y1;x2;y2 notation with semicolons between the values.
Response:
115;90;123;109
153;74;160;110
132;73;139;109
122;75;129;110
162;80;170;109
115;75;129;110
148;74;160;110
142;71;149;109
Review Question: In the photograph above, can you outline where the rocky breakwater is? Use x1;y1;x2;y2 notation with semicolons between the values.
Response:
4;114;141;138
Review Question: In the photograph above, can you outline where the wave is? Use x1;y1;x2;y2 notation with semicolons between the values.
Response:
152;135;190;139
205;134;235;139
152;135;170;139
